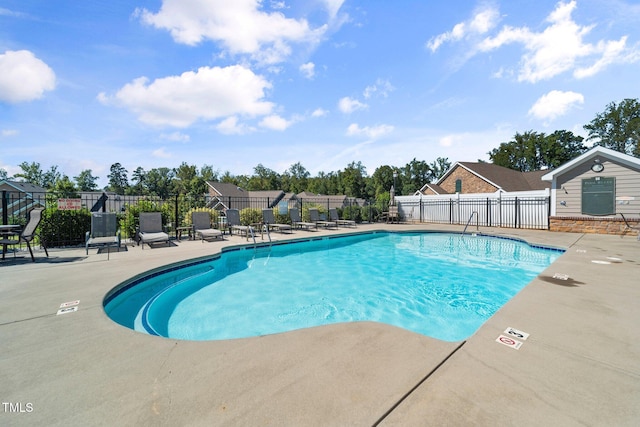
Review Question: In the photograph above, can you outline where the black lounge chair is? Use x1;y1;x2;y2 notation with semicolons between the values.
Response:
262;209;292;234
308;208;337;229
0;207;48;262
329;208;356;227
192;211;223;242
86;212;121;259
226;209;252;239
289;208;317;231
138;212;170;249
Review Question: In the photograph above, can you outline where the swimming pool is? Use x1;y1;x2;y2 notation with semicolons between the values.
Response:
104;232;563;342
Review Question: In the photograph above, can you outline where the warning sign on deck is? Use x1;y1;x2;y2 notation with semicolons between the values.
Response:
496;335;523;350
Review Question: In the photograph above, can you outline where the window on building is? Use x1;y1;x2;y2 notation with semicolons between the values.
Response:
455;179;462;193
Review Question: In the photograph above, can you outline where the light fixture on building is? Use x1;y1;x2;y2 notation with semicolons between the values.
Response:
591;159;604;173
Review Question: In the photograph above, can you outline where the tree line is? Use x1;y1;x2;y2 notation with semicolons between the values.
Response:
2;98;637;201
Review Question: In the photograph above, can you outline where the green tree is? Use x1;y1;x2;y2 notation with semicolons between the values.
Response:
489;131;544;171
400;158;432;195
371;165;395;199
107;163;129;194
14;161;44;186
74;169;99;191
200;164;219;183
42;166;61;189
282;162;310;194
247;164;280;190
339;161;367;198
429;157;451;180
0;168;7;180
584;98;640;156
50;175;79;198
541;130;586;168
145;167;175;198
130;167;147;195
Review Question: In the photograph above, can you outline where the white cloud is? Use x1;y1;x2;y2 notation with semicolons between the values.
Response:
137;0;327;65
216;116;255;135
160;131;190;142
426;6;499;52
2;129;19;137
322;0;346;21
311;108;328;117
346;123;394;139
0;50;55;103
152;147;172;158
259;114;292;131
99;65;274;127
478;0;639;82
528;90;584;121
299;62;315;79
338;96;367;114
363;78;394;99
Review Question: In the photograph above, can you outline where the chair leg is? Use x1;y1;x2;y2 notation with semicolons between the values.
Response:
26;241;35;262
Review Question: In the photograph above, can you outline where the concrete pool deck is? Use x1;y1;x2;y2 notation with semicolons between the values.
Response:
1;224;638;426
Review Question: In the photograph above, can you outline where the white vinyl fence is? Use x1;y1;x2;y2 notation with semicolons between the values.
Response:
395;190;551;230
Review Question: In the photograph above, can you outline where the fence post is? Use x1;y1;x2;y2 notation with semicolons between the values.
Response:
547;196;551;230
449;199;453;224
174;194;179;236
514;197;519;228
2;191;7;225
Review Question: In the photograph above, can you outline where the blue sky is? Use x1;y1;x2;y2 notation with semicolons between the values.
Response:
1;0;639;187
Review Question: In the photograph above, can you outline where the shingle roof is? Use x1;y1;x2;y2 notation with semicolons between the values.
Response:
456;162;550;191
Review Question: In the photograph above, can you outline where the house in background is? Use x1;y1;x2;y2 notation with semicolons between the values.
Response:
541;146;640;234
417;162;550;195
0;180;47;221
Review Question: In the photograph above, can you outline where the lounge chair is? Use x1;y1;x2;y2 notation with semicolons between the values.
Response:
192;211;223;242
308;208;337;229
262;209;292;234
0;207;48;262
138;212;170;249
226;209;252;239
85;212;121;258
290;208;317;231
329;208;356;227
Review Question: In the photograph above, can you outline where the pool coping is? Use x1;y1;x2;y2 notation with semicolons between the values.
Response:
1;223;638;426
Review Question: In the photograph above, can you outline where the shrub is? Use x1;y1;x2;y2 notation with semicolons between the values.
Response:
341;205;362;222
239;208;262;225
40;208;91;247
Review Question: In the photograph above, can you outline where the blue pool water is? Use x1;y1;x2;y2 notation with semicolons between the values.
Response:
104;232;563;342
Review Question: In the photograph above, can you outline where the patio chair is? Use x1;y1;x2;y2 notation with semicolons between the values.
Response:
138;212;170;249
329;208;356;228
0;207;48;262
85;212;121;258
262;209;292;234
192;211;223;242
308;208;337;229
226;209;252;239
289;208;317;231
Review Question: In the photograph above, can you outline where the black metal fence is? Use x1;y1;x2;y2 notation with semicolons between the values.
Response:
1;190;551;249
1;191;380;248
